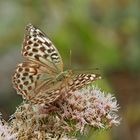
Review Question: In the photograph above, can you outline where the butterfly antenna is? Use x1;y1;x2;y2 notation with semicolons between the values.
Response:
69;49;72;68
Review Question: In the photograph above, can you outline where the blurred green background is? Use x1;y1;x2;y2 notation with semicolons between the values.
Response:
0;0;140;140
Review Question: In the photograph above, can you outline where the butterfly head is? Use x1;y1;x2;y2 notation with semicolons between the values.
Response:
55;70;73;82
64;70;73;77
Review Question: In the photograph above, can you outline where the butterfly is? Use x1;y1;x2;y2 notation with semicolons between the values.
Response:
12;24;101;105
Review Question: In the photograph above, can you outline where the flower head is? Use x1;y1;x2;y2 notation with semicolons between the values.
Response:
54;86;120;133
9;86;120;139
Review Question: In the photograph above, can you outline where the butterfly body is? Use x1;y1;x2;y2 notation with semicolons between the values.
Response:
12;24;101;105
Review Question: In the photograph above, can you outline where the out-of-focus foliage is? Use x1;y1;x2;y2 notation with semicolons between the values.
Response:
0;0;139;140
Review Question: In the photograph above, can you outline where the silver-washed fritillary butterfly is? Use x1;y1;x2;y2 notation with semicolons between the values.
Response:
12;24;101;104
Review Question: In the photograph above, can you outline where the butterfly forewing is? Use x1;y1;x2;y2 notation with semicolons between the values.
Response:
22;24;63;73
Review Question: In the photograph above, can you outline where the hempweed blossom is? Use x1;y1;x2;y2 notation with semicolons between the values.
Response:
7;86;120;139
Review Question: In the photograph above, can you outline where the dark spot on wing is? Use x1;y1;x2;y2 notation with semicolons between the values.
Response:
44;41;51;47
24;81;29;85
34;38;37;41
26;46;31;50
25;68;29;72
17;80;20;83
43;54;48;59
28;53;33;56
33;34;37;37
28;86;32;90
18;67;23;72
40;46;46;52
34;43;39;46
28;41;33;45
23;52;28;56
37;40;42;44
22;77;26;80
23;73;28;76
34;54;40;60
32;48;38;52
16;73;20;78
19;84;23;89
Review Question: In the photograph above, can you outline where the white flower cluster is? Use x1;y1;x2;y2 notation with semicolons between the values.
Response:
0;86;120;140
57;86;120;133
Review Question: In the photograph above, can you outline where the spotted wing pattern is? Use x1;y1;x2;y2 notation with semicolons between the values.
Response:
12;61;60;103
68;74;101;92
12;62;40;100
22;24;63;73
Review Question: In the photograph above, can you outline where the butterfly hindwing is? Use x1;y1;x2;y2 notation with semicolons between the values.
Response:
12;62;40;100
